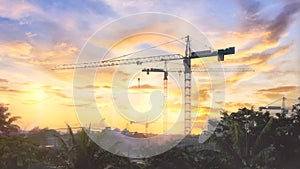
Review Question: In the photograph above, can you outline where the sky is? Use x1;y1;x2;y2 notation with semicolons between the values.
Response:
0;0;300;134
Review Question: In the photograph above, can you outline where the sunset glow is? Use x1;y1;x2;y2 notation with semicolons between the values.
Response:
1;0;299;135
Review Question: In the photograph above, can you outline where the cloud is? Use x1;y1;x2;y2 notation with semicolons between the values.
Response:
88;28;186;61
41;86;71;99
96;95;103;99
0;1;43;20
0;0;299;133
52;91;69;99
101;0;155;15
190;88;211;107
0;41;33;59
61;103;91;108
255;86;300;101
225;102;253;110
236;0;265;32
0;78;8;83
31;42;79;66
120;34;184;55
213;0;300;59
200;1;299;89
25;32;37;38
129;84;160;89
23;42;80;82
0;86;27;94
261;93;282;100
236;0;300;43
226;45;290;85
195;114;208;123
21;99;42;105
199;89;210;102
102;85;111;89
75;85;101;89
265;2;300;43
257;86;298;93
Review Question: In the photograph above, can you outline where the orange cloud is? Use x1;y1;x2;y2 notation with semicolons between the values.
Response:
226;45;290;86
61;103;91;108
32;42;79;66
227;44;290;68
89;28;186;61
257;86;298;93
198;89;210;102
102;85;111;89
51;91;69;99
0;86;28;94
261;93;283;101
195;114;209;122
0;41;33;59
0;78;8;83
225;102;253;111
129;84;160;90
255;86;300;103
75;85;101;89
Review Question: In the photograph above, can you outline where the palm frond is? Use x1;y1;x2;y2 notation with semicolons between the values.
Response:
254;118;274;151
66;123;76;145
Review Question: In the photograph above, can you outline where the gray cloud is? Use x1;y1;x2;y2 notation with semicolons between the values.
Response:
266;2;300;43
237;0;266;31
237;0;300;43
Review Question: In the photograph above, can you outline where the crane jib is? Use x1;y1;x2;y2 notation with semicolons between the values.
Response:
53;47;235;70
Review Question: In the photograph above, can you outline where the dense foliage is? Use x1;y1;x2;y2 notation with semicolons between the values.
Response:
0;100;300;169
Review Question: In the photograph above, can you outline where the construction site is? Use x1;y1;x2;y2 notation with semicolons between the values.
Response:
54;35;246;135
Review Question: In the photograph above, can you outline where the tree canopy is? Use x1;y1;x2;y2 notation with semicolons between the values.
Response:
0;99;300;169
0;103;20;135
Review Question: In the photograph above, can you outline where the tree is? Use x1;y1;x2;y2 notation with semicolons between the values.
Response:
54;124;138;169
0;105;68;168
204;100;300;169
0;103;20;135
272;97;300;169
144;147;196;169
0;103;44;169
0;135;40;169
209;108;277;168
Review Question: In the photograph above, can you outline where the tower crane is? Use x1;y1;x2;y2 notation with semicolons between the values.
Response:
53;35;237;135
259;96;298;114
142;63;168;133
141;65;254;134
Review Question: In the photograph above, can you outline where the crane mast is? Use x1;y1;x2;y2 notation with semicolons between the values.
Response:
142;63;168;134
53;35;236;135
163;61;168;134
183;35;192;135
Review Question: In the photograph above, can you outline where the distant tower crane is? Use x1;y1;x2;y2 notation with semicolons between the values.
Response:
53;35;237;135
259;96;298;115
142;62;168;133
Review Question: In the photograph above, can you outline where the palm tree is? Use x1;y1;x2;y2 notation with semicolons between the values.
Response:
54;124;137;169
209;108;277;168
0;103;20;135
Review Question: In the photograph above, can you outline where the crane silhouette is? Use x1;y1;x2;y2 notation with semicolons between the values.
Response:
53;35;250;135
